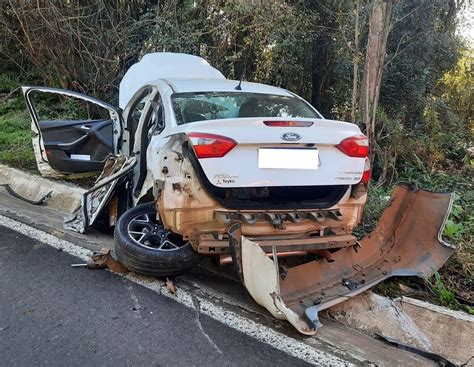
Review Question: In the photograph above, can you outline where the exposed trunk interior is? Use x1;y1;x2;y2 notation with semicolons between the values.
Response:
208;184;349;210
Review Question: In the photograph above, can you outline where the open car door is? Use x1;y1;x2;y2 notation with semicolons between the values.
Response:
22;86;123;178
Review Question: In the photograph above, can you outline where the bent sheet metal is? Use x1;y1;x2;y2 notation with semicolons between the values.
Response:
228;184;455;335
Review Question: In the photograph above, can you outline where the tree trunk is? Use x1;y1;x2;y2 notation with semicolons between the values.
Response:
350;0;361;123
311;36;332;117
359;0;393;161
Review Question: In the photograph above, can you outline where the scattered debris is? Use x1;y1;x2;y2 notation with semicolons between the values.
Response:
130;292;141;313
71;248;128;273
375;334;457;367
0;183;52;205
166;277;177;294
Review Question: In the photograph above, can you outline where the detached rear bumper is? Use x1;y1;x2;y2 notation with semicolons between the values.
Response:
228;184;455;335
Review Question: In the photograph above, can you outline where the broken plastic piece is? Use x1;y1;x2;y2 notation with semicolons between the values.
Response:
90;248;129;273
0;183;52;206
375;333;457;367
166;277;177;294
229;184;455;334
71;248;128;273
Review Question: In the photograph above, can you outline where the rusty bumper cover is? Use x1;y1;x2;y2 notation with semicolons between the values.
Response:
228;184;455;335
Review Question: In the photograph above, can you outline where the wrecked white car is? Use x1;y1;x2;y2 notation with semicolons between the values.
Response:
22;53;455;334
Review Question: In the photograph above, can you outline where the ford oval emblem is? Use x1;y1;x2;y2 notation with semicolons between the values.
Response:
281;132;302;142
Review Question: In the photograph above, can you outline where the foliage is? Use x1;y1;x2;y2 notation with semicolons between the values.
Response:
0;73;22;93
141;1;317;99
0;0;155;101
428;272;456;307
0;0;317;102
0;96;35;170
381;0;461;129
353;184;391;238
426;271;473;314
444;219;464;238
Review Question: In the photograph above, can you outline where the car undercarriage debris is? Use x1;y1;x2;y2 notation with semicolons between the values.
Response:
0;183;52;206
228;184;455;335
70;248;128;273
375;334;457;367
64;155;136;233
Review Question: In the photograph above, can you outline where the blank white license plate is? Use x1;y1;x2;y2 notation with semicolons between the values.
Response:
258;148;319;169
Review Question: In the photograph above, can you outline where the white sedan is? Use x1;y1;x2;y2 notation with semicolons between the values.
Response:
22;53;454;334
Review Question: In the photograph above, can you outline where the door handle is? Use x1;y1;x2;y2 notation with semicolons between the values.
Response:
57;135;88;150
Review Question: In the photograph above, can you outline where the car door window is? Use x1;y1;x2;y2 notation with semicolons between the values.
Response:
123;87;153;155
31;91;111;121
149;99;165;136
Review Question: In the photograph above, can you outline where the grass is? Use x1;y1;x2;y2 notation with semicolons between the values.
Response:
0;96;36;171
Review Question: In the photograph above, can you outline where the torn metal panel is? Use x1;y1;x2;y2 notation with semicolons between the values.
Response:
233;184;455;334
64;155;136;233
240;236;318;335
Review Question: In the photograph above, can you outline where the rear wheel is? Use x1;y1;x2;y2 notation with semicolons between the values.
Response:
114;202;199;276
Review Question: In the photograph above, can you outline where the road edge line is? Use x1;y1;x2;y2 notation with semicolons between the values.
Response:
0;214;352;367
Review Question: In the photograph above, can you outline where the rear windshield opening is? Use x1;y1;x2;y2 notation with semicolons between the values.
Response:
172;92;321;124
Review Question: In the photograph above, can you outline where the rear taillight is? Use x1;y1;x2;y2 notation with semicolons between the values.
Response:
187;133;237;159
361;158;371;184
263;121;313;127
336;135;369;158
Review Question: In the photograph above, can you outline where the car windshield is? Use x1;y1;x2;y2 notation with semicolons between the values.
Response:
171;92;321;124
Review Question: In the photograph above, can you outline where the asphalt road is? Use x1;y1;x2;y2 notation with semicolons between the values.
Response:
0;224;310;367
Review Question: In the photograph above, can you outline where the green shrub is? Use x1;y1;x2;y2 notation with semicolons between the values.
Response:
0;107;36;171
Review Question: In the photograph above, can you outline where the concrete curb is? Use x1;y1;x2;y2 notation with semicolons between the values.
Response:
326;292;474;366
0;164;84;214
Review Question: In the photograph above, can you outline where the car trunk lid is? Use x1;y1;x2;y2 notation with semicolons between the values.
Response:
176;117;367;188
